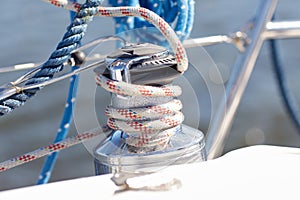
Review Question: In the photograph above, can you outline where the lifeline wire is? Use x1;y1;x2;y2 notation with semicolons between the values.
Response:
37;1;82;185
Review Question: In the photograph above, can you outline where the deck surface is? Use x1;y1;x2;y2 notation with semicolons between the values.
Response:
0;145;299;200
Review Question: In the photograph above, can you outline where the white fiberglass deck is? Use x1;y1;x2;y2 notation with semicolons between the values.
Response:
1;145;299;200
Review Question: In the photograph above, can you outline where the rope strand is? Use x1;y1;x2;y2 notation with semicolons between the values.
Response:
0;128;106;173
37;1;83;184
108;0;195;41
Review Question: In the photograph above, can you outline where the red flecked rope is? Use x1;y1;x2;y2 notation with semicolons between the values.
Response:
43;0;188;73
96;75;184;148
0;129;106;172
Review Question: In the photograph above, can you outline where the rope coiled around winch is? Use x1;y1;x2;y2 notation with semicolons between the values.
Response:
96;74;184;149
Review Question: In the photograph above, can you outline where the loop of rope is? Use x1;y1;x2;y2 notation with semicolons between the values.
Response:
96;74;182;97
108;0;195;41
94;6;188;72
96;75;184;148
105;99;182;120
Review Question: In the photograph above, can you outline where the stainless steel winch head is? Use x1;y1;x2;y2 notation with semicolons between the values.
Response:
94;43;181;85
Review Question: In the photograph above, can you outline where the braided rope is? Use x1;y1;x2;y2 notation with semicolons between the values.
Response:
37;1;83;184
108;0;195;41
105;99;182;120
42;0;81;12
0;0;102;116
42;0;189;72
96;75;184;148
95;6;188;72
96;74;182;97
0;129;105;173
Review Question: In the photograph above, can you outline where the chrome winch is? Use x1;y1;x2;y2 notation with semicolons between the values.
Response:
93;43;206;175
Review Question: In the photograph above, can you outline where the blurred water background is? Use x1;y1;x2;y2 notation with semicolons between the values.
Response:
1;0;300;191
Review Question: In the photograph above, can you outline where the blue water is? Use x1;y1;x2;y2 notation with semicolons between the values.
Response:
1;0;300;191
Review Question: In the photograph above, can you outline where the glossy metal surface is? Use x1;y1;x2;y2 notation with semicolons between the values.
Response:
206;0;278;159
183;35;232;48
183;21;300;49
265;21;300;39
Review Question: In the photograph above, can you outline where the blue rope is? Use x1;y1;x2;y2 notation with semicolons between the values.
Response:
269;39;300;135
269;13;300;136
37;1;81;184
0;0;102;116
37;66;79;184
108;0;195;42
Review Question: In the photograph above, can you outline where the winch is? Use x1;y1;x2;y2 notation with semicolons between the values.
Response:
93;43;206;175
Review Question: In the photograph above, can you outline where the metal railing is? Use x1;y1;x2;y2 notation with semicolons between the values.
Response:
182;0;300;159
